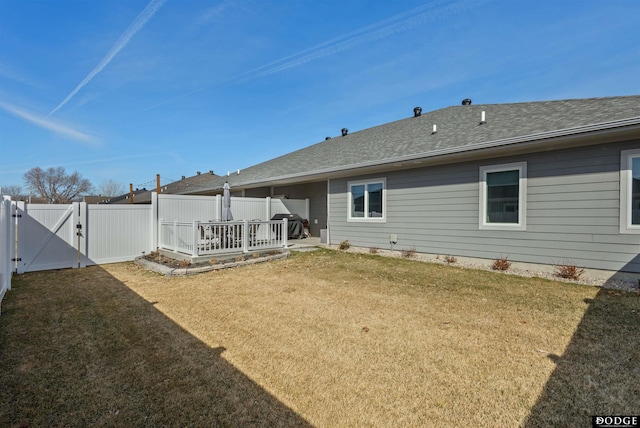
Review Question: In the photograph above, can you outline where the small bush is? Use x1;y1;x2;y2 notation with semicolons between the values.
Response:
369;247;380;254
401;246;417;258
492;256;511;271
444;255;457;264
338;240;351;250
554;262;585;280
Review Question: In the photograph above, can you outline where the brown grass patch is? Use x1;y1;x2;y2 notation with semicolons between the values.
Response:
1;249;638;426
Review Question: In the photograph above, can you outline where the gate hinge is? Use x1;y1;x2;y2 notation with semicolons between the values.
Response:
11;258;22;261
12;214;22;218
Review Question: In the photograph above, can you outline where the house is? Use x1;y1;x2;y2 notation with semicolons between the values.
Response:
110;170;221;204
172;96;640;278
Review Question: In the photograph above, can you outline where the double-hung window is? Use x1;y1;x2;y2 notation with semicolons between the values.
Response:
348;178;386;222
620;149;640;234
479;162;527;230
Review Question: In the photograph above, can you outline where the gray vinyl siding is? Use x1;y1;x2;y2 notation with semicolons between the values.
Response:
244;187;271;198
328;140;640;274
273;182;327;237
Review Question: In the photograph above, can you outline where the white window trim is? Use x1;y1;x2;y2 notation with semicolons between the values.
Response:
347;178;387;223
479;162;527;231
620;149;640;234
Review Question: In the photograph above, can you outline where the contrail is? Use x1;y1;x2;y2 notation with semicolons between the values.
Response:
0;100;98;144
49;0;167;116
145;0;483;111
234;0;482;82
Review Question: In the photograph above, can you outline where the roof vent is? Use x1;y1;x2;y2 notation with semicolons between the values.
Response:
196;171;201;175
462;98;472;105
209;170;214;175
341;128;348;136
181;176;185;180
325;136;331;140
413;106;422;117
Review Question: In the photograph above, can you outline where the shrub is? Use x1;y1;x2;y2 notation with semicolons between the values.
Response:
369;247;380;254
444;255;457;264
338;240;351;250
492;256;511;271
554;262;585;280
401;246;417;258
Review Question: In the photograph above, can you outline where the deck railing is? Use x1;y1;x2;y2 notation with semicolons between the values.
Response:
159;219;288;256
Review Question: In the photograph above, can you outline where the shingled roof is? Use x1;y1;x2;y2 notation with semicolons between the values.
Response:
170;95;640;194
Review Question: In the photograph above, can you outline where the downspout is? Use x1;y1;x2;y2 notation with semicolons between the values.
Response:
326;179;330;245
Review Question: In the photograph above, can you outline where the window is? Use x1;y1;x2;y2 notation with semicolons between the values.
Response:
348;178;386;222
620;149;640;234
479;162;527;230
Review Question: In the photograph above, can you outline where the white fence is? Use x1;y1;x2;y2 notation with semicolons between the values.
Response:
157;194;309;223
0;193;309;310
159;219;288;256
0;198;14;313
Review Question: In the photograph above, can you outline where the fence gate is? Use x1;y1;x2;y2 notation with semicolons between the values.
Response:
15;202;84;274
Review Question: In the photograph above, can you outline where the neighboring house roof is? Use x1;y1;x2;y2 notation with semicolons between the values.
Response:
83;195;114;204
160;171;221;195
111;171;222;203
206;95;639;191
108;189;149;204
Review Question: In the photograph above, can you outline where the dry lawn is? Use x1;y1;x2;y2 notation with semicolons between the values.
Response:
1;249;638;427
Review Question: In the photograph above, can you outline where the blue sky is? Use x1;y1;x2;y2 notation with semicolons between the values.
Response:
1;0;639;193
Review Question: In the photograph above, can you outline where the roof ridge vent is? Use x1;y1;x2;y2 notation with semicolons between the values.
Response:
413;106;422;117
341;128;348;136
462;98;472;105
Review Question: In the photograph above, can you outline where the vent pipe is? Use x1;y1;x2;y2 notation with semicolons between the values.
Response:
413;106;422;117
432;124;437;134
341;128;348;136
462;98;472;105
480;111;486;124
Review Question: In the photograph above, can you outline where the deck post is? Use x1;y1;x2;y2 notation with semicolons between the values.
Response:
243;219;249;253
193;221;199;257
282;218;288;248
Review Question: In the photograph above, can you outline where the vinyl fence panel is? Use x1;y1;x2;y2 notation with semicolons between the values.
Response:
158;194;220;222
0;198;13;312
86;204;153;264
271;198;309;219
230;197;270;220
17;203;78;273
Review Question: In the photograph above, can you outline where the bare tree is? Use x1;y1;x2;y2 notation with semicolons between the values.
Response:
97;179;126;197
1;185;24;200
24;167;93;204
